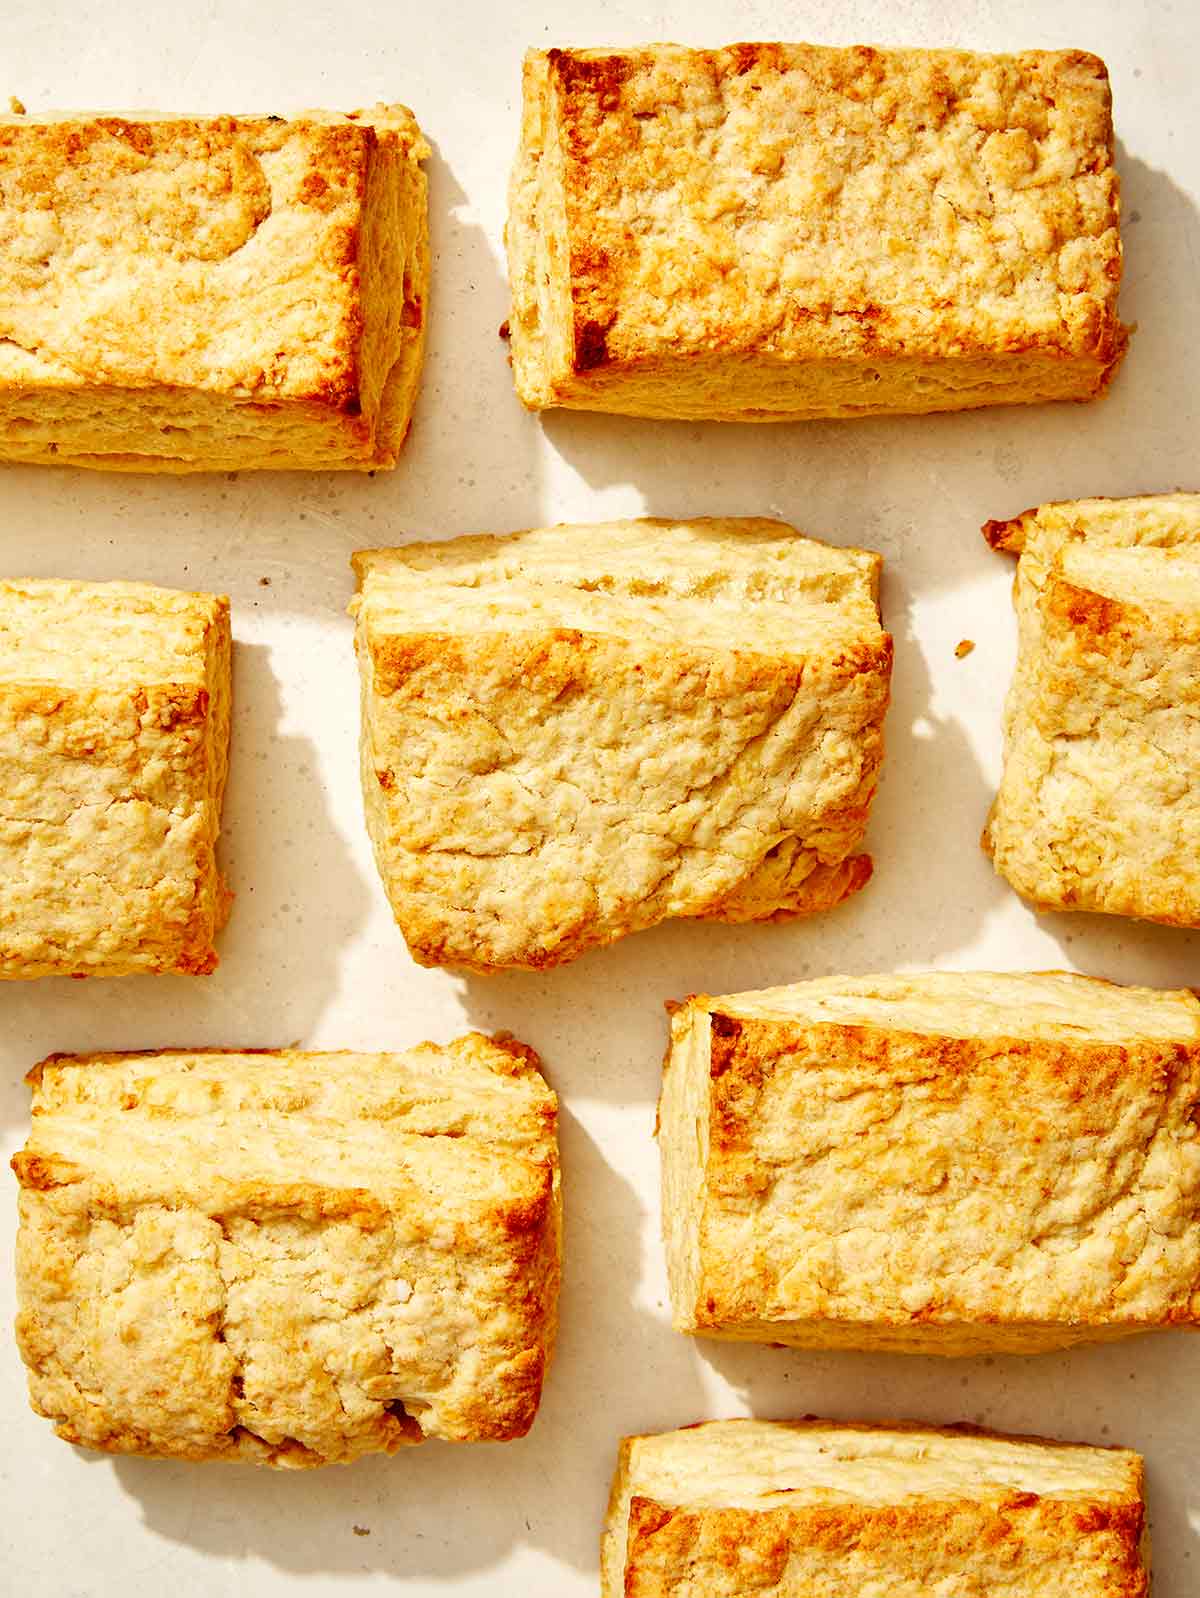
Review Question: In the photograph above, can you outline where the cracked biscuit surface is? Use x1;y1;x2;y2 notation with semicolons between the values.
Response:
0;577;231;977
507;44;1127;422
0;105;428;469
984;492;1200;925
351;516;892;970
603;1418;1149;1598
12;1034;561;1465
660;970;1200;1354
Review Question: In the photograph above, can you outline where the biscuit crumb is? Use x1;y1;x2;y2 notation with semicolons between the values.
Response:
955;639;975;658
259;576;271;587
8;96;26;115
352;1526;371;1537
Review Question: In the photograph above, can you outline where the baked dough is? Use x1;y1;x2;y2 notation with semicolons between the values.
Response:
0;105;428;470
351;516;892;970
0;578;231;977
984;493;1200;925
507;44;1128;422
660;970;1200;1353
603;1418;1149;1598
12;1034;561;1465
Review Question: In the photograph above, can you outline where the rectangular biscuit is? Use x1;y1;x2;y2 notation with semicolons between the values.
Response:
0;105;428;470
507;44;1127;422
660;970;1200;1353
351;516;892;970
0;577;231;977
12;1034;560;1465
603;1419;1149;1598
984;493;1200;925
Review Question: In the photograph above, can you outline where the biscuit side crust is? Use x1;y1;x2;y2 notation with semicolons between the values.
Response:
0;106;428;470
0;577;231;977
983;493;1200;924
507;51;576;408
660;971;1200;1352
508;44;1127;420
352;517;891;969
12;1035;560;1463
603;1418;1147;1598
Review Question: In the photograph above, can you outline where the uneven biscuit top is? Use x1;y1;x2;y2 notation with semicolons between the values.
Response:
0;577;223;681
352;517;891;969
604;1420;1147;1598
353;515;882;654
662;972;1200;1341
984;491;1200;559
23;1037;558;1207
710;967;1200;1042
617;1418;1141;1509
523;43;1122;370
0;105;426;403
984;494;1200;925
14;1036;560;1461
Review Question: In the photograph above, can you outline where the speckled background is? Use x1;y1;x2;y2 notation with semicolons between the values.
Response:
2;1;1198;1592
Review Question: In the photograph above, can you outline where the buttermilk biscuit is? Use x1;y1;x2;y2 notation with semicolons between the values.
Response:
351;516;892;970
0;105;428;470
984;493;1200;925
12;1035;561;1465
507;44;1127;422
603;1418;1149;1598
0;578;231;977
660;970;1200;1354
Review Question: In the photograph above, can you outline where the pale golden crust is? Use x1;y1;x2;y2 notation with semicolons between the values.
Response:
0;105;428;470
12;1035;561;1464
604;1419;1148;1598
0;577;231;977
507;44;1127;421
984;493;1200;925
659;971;1200;1353
351;517;891;970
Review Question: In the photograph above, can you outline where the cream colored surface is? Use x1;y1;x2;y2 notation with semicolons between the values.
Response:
0;105;429;470
603;1419;1147;1598
984;493;1200;926
507;44;1127;422
12;1036;561;1464
0;577;231;977
352;516;891;970
660;970;1200;1353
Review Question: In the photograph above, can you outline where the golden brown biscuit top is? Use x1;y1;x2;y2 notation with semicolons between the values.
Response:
670;973;1200;1332
531;43;1122;368
981;494;1200;929
0;106;425;400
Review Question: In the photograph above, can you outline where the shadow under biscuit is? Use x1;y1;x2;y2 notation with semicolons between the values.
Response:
0;638;373;1137
325;141;550;551
1012;905;1200;993
696;1328;1200;1595
534;144;1200;616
